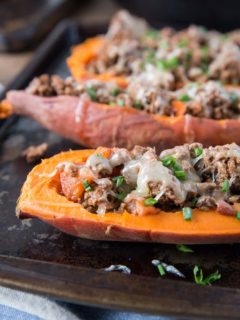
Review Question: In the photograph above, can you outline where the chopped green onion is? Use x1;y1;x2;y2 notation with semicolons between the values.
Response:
201;46;209;60
176;244;194;253
109;102;115;106
222;180;229;193
183;207;192;221
86;86;97;101
117;99;124;107
133;101;143;110
194;146;203;157
157;57;179;71
236;212;240;220
179;94;191;102
178;38;188;48
111;88;120;97
161;155;177;167
145;28;159;39
161;155;186;181
115;192;128;201
193;266;221;286
96;153;103;158
113;176;125;189
157;263;166;276
174;170;186;180
83;179;94;192
144;197;158;206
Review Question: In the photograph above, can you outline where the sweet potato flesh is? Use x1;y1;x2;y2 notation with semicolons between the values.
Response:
17;149;240;243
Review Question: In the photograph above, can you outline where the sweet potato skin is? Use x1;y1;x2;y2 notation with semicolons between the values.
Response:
17;149;240;244
7;90;240;152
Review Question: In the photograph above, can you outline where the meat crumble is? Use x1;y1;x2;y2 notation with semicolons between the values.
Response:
26;75;240;120
85;10;240;87
56;143;240;217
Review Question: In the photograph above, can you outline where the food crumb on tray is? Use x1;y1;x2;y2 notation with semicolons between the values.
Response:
22;143;48;163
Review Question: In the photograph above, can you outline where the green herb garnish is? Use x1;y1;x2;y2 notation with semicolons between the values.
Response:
178;38;188;48
113;176;125;189
109;101;115;106
144;197;158;206
157;263;166;276
183;207;192;221
115;192;128;201
161;156;186;181
174;170;186;180
96;153;103;158
176;244;194;253
222;180;230;193
145;28;159;39
157;57;179;71
117;99;124;107
193;266;221;286
83;179;94;192
161;155;176;167
236;212;240;220
179;94;191;102
111;88;120;97
194;146;203;157
86;86;97;101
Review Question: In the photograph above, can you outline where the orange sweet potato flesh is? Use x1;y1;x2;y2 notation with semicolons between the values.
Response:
67;36;128;87
6;90;240;152
17;149;240;243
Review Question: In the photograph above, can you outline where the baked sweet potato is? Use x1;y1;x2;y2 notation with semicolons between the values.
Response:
67;37;128;87
17;148;240;243
67;11;240;88
3;89;240;152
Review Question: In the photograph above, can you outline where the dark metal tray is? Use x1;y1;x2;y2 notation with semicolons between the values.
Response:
1;21;240;319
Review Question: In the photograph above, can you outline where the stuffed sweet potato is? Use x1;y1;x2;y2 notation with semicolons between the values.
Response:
17;143;240;243
68;10;240;88
2;75;240;151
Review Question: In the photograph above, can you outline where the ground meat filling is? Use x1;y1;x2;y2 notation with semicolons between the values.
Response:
85;10;240;86
26;75;240;119
57;144;240;217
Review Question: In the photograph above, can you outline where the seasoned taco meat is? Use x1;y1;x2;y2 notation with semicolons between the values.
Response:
56;143;240;216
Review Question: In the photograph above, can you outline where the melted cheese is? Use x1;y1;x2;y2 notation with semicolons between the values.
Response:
86;154;112;174
136;160;187;201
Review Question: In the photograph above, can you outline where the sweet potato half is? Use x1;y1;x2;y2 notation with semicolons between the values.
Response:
17;149;240;243
3;90;240;152
67;36;128;87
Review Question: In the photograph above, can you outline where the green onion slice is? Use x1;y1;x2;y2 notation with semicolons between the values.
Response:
222;180;229;193
176;244;194;253
144;197;158;206
113;176;125;189
86;86;97;101
117;99;124;107
179;94;191;102
193;266;221;286
183;207;192;221
83;179;94;192
194;146;203;157
157;263;166;276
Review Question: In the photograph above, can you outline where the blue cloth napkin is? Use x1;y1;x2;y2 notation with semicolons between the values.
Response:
0;285;172;320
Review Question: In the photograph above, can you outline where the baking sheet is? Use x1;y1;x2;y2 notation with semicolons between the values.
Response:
0;21;240;319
